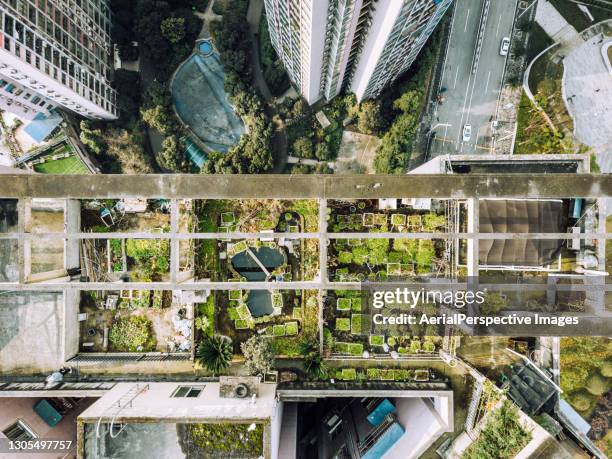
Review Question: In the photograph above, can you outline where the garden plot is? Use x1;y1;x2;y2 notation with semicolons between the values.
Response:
329;199;450;233
324;291;442;359
78;291;192;353
330;237;448;281
80;238;170;282
81;199;170;233
192;199;319;233
212;289;319;356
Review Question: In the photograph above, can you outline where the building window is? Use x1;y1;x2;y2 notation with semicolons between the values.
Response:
2;420;37;442
171;386;205;398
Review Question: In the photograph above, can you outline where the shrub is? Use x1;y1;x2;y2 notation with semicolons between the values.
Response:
197;335;233;374
367;368;382;380
339;368;357;381
273;324;286;337
586;374;610;396
369;335;385;346
234;319;249;329
569;392;594;412
351;314;365;335
423;340;436;353
387;337;397;347
338;252;353;264
336;318;350;332
337;298;352;311
351;298;362;311
285;322;299;336
109;316;155;352
410;339;422;353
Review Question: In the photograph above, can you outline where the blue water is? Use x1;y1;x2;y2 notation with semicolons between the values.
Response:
171;48;245;157
198;41;213;55
246;290;274;318
231;247;285;281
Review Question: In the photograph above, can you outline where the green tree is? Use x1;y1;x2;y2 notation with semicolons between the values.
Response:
197;335;233;374
158;135;186;172
160;17;186;44
140;105;175;134
292;137;313;158
300;339;328;380
357;100;383;135
315;142;330;161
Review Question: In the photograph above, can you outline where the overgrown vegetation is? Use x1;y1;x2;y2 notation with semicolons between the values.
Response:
109;315;156;352
371;19;443;173
560;338;612;419
259;14;290;96
462;400;532;459
514;91;575;154
188;423;263;457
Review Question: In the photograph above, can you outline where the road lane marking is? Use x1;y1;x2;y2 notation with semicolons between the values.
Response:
464;9;471;32
453;67;460;88
484;71;491;93
496;15;502;37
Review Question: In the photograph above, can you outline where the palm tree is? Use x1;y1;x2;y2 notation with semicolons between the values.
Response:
197;335;233;375
300;339;328;380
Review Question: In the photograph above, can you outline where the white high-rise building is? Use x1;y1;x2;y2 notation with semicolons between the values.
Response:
0;0;117;120
264;0;453;104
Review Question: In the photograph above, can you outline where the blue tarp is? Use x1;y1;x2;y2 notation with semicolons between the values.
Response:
33;399;62;427
183;137;207;168
24;111;62;143
559;399;591;435
367;399;396;427
362;422;405;459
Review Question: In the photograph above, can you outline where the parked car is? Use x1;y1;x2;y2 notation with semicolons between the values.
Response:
462;124;472;142
500;37;510;56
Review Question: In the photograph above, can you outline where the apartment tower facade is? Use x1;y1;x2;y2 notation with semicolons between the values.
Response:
0;0;117;120
263;0;453;104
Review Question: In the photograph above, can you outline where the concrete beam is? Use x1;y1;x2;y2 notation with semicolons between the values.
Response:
0;174;610;199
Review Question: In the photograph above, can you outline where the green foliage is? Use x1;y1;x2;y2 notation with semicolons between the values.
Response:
292;137;314;159
369;335;384;346
336;318;350;332
189;423;263;456
356;100;384;135
160;17;185;44
259;15;290;96
586;373;610;396
109;316;155;352
197;335;233;374
462;401;532;459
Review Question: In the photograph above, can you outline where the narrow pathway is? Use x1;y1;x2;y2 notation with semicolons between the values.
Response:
245;246;271;277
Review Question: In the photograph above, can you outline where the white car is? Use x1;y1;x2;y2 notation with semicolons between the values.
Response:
462;124;472;142
500;37;510;56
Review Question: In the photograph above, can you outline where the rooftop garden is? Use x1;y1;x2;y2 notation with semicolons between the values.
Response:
329;367;442;383
187;423;263;457
78;290;192;353
81;199;170;233
462;400;532;459
329;237;446;281
324;291;442;359
211;289;319;357
560;337;611;448
329;199;448;233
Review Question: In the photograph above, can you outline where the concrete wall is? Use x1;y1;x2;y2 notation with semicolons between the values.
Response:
63;289;80;362
270;400;283;459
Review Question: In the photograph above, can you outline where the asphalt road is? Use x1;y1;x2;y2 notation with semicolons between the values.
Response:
431;0;518;155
